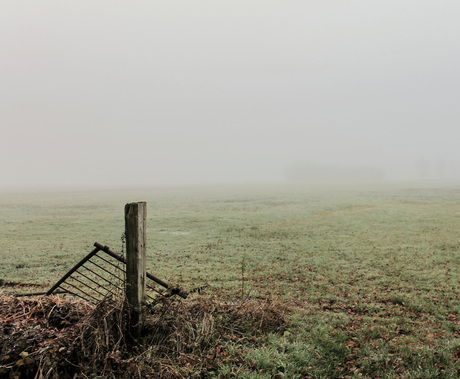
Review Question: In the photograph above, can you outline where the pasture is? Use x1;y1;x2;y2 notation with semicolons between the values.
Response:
1;183;459;377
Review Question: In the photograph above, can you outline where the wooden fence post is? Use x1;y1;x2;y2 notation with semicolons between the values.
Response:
125;202;147;337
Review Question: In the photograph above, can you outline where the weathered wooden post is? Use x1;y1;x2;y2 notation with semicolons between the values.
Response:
125;201;147;338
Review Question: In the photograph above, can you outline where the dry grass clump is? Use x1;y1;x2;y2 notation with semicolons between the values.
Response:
0;294;289;378
0;296;93;378
140;295;289;377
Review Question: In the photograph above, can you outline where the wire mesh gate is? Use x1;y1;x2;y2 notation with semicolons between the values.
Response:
44;242;186;304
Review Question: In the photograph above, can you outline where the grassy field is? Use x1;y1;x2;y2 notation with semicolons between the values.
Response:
1;183;459;377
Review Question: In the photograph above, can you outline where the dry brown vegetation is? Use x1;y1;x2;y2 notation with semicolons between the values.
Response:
0;294;288;378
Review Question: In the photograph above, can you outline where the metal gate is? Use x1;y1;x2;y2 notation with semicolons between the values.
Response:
42;242;186;304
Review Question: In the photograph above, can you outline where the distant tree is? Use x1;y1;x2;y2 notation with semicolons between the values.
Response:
415;156;430;180
434;158;447;179
448;161;459;178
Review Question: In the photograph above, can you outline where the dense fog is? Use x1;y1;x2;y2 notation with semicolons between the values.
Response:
1;1;460;189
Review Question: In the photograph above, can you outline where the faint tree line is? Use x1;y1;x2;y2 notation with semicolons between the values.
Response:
415;156;459;180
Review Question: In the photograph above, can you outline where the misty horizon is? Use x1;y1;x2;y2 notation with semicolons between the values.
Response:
1;1;460;190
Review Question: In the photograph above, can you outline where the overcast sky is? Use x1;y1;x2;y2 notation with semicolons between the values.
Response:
1;1;459;189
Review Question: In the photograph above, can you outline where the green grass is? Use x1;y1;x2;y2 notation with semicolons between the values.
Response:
1;182;459;377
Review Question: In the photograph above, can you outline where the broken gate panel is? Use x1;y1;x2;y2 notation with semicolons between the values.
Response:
46;244;125;303
45;242;187;305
